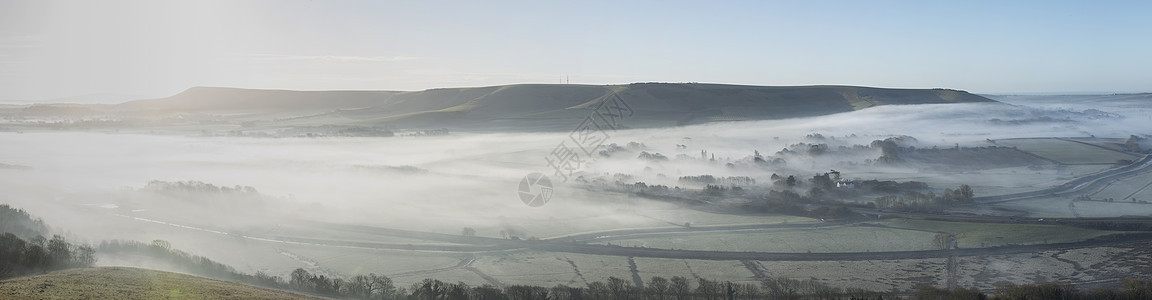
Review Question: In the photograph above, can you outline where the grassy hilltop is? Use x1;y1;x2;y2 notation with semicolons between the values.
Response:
103;83;996;131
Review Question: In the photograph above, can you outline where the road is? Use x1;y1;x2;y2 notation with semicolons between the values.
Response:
975;154;1152;204
227;216;1152;262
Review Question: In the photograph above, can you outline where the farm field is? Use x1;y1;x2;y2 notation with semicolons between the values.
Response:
995;138;1135;165
631;257;757;284
1082;169;1152;202
1069;200;1152;218
955;246;1143;291
996;196;1152;218
277;244;466;279
469;252;631;287
873;219;1122;248
760;258;947;292
503;205;819;240
990;195;1077;217
640;258;757;284
591;225;937;253
631;209;818;228
849;164;1108;198
389;268;492;288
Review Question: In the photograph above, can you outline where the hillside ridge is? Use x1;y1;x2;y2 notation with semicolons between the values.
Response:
0;267;326;299
114;83;996;130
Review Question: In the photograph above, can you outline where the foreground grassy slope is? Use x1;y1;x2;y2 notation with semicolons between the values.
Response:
0;267;326;300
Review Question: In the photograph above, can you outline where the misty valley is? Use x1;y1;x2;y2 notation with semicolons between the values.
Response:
3;84;1152;299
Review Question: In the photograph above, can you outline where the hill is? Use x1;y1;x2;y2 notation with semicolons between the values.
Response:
985;93;1152;108
25;83;998;132
0;267;326;300
117;87;399;112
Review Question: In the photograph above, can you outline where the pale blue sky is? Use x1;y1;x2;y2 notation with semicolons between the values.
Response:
1;0;1150;101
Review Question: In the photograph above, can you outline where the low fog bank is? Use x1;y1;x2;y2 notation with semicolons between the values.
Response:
1;101;1146;223
0;99;1149;275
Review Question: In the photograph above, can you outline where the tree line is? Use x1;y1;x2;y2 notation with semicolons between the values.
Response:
272;269;896;300
0;204;95;279
873;185;974;212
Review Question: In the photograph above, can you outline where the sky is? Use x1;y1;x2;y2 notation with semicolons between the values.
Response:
1;0;1150;102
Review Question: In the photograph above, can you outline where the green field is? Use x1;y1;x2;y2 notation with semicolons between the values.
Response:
996;138;1135;165
0;267;324;300
850;164;1109;198
273;244;464;280
592;225;937;253
636;258;756;284
1084;171;1152;202
468;252;762;287
874;219;1121;248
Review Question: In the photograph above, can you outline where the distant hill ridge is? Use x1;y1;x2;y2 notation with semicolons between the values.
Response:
116;83;997;130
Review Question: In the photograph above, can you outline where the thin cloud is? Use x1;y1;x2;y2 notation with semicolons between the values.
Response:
247;54;422;62
0;35;42;49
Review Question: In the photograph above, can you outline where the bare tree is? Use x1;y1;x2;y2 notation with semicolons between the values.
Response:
646;276;669;300
607;276;633;300
669;276;692;300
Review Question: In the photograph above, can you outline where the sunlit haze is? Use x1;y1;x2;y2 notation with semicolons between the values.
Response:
2;0;1150;102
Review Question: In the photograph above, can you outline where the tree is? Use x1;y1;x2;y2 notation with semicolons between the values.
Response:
73;245;95;268
873;139;903;165
669;276;692;300
607;277;633;300
958;185;974;202
735;283;762;299
810;173;834;190
310;274;337;295
445;282;469;300
695;278;722;300
462;227;476;237
46;235;72;270
412;279;447;299
1126;135;1142;152
370;273;396;299
646;276;669;300
587;281;610;299
471;284;505;300
933;233;953;250
506;285;547;300
806;187;825;201
995;282;1078;299
347;274;374;298
290;268;311;291
808;144;828;156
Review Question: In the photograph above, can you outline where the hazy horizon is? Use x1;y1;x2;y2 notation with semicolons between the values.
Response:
2;0;1151;101
3;83;1151;105
6;1;1152;297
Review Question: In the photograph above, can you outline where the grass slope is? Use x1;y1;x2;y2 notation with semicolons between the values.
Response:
0;267;326;300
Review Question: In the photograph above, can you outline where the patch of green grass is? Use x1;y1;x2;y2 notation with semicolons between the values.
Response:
0;267;326;300
593;225;937;253
874;219;1122;248
997;139;1135;165
850;100;874;110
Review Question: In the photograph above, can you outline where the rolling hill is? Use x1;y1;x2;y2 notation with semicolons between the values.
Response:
0;267;326;300
21;83;999;132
